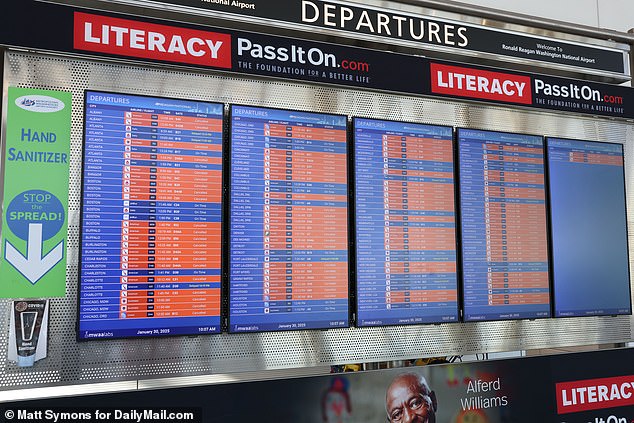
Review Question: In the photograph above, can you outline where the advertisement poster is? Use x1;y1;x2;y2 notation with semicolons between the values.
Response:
0;87;71;298
7;300;49;366
2;348;634;422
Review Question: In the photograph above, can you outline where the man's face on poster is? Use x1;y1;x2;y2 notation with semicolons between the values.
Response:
386;374;437;423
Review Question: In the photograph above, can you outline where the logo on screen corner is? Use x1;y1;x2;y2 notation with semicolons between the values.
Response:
15;95;65;113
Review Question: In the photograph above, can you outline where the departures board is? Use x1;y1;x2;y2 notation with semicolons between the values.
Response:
458;129;552;322
353;118;459;326
78;92;223;339
76;94;632;338
548;138;632;317
229;105;350;332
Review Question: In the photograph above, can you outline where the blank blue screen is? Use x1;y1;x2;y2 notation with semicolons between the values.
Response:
548;138;631;317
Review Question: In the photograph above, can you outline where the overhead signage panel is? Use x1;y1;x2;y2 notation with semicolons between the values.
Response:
70;11;634;120
119;0;628;77
1;4;633;120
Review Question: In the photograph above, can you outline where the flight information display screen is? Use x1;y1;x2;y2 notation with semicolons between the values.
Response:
458;129;551;321
79;92;223;339
229;105;349;332
548;138;631;317
354;118;458;326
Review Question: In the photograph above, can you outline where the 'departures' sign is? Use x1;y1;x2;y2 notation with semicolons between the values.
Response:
135;0;628;77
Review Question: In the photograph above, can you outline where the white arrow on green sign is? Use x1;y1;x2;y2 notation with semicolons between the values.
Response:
5;222;64;284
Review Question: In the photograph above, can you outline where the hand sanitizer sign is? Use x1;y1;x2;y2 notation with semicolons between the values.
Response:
0;87;71;298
